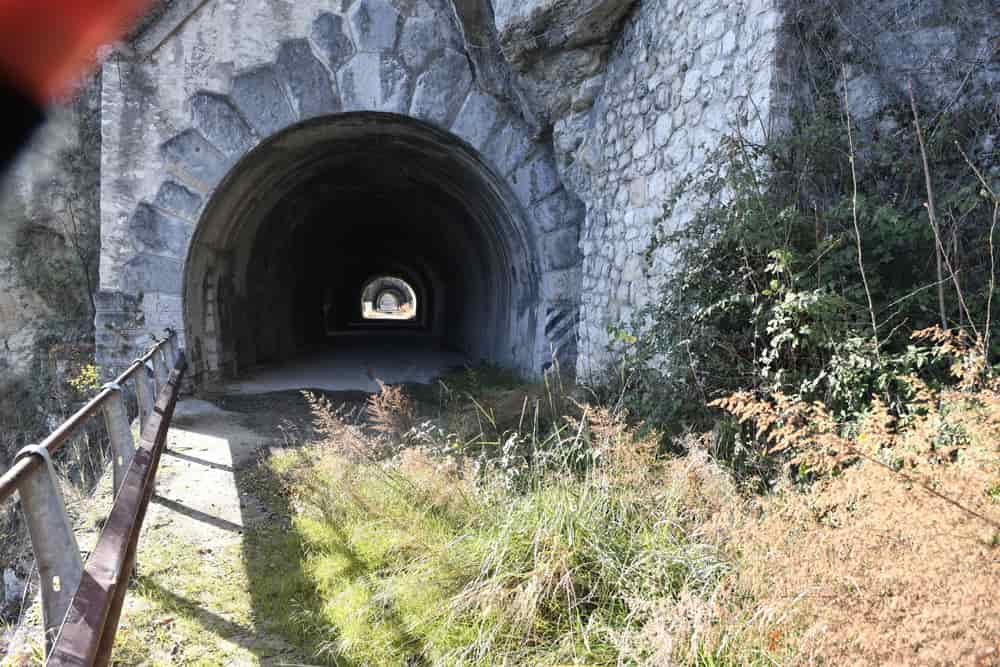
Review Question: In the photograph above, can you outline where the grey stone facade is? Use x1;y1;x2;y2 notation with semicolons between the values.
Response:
96;0;585;381
91;0;786;383
555;0;784;377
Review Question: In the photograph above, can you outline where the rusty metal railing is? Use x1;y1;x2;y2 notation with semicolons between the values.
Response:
0;330;186;664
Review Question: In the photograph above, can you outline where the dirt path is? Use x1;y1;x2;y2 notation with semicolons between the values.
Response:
109;397;311;666
149;400;270;547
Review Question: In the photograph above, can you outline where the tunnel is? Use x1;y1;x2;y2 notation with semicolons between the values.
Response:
182;112;542;391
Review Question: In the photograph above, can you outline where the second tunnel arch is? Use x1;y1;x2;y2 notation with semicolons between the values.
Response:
183;112;549;386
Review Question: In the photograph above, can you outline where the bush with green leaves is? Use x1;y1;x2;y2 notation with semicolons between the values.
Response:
608;97;998;450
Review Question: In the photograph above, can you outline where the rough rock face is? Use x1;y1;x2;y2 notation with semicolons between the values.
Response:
805;0;1000;123
0;81;101;379
493;0;637;123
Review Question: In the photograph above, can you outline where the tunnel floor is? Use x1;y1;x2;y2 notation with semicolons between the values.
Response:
222;335;468;394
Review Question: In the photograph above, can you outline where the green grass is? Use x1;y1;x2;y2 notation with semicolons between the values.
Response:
252;423;781;666
103;378;785;666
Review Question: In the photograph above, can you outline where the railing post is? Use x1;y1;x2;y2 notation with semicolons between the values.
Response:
100;384;136;496
13;445;84;656
134;361;155;436
151;347;168;394
163;329;178;366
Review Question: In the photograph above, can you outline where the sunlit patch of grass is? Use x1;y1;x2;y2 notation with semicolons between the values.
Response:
254;388;783;667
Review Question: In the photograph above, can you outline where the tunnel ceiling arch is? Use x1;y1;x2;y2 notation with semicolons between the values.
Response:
184;112;543;382
96;0;586;387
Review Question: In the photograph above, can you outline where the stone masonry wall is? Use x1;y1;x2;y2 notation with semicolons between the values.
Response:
96;0;585;375
93;0;789;380
566;0;784;377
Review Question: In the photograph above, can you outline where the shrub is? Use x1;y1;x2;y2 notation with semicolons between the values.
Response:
608;87;999;482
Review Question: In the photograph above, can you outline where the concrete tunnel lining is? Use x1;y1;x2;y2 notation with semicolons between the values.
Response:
182;112;542;387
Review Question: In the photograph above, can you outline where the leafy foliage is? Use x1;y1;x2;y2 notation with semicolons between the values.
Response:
608;92;999;471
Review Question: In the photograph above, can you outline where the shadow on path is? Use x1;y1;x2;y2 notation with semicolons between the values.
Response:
151;494;245;534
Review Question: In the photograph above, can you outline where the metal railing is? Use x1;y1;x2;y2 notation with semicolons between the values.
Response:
0;330;187;664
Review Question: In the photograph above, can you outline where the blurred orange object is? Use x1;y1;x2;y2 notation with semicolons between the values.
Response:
0;0;154;103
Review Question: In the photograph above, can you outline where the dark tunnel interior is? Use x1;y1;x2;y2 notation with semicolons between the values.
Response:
247;167;493;360
183;113;541;389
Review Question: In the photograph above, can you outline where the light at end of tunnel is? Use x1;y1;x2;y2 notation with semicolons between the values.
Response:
360;276;418;321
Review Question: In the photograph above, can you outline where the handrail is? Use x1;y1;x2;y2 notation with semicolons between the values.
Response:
0;331;177;504
49;351;187;665
0;329;183;661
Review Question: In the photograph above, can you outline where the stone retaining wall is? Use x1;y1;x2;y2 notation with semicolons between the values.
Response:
563;0;784;376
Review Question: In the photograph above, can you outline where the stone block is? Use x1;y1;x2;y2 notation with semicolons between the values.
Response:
190;92;256;158
129;203;193;257
338;53;410;112
122;254;183;296
409;49;472;127
94;290;143;368
160;130;228;189
654;113;673;147
622;255;643;282
632;130;651;159
231;66;297;138
484;120;536;177
276;39;340;119
542;228;581;270
400;14;461;70
399;16;435;70
311;12;355;68
153;181;202;220
721;30;737;56
681;68;701;101
541;267;582;301
140;292;184;341
348;0;401;52
512;152;562;205
704;12;727;41
451;90;503;151
338;52;381;109
629;176;647;207
532;188;587;232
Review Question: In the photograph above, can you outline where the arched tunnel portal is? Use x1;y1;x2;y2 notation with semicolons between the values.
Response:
183;112;542;390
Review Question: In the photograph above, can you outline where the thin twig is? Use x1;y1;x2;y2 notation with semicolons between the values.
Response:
878;273;958;315
954;142;999;357
847;444;1000;532
908;81;980;338
908;81;949;331
987;203;998;359
955;142;998;201
843;67;881;362
955;140;999;359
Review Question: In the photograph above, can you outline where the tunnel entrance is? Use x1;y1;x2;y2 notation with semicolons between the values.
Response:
183;113;541;391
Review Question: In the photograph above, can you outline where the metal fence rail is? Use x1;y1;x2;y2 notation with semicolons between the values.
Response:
0;331;185;664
